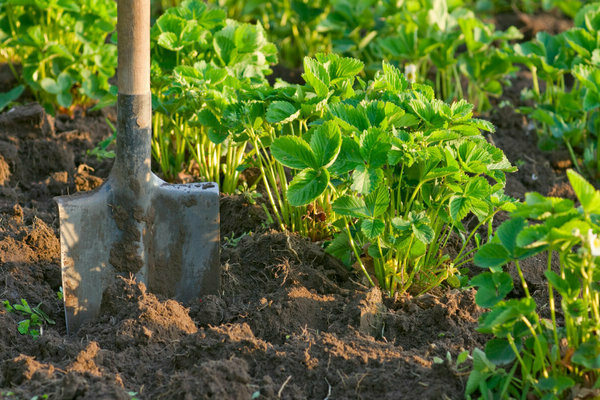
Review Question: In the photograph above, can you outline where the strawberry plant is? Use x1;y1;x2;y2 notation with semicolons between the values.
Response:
210;0;331;68
377;0;521;110
239;54;516;294
0;0;118;114
150;0;277;188
457;15;521;111
514;3;600;178
468;170;600;399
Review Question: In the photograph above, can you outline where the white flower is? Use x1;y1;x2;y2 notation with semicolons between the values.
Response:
404;63;417;83
588;229;600;257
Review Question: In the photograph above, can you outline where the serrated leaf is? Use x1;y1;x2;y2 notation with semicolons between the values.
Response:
325;233;352;266
302;57;329;98
361;219;385;239
57;91;73;108
382;61;408;92
197;109;220;129
567;169;600;215
572;339;600;369
332;196;368;218
310;121;342;168
496;218;526;256
359;128;390;168
485;338;517;365
158;31;183;51
271;136;317;170
471;271;513;307
364;185;389;218
351;165;382;195
266;101;300;124
328;54;364;83
328;103;370;132
449;195;470;221
287;168;329;206
413;223;434;244
474;243;510;268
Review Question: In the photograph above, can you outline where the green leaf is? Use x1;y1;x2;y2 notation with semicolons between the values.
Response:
197;109;220;129
413;223;434;244
302;57;330;98
266;101;300;124
310;122;342;168
359;128;390;168
17;319;30;335
332;196;368;218
382;61;408;92
485;338;517;365
271;136;317;170
0;85;24;111
158;31;183;51
328;103;370;132
496;218;526;256
572;338;600;369
287;168;329;206
327;54;364;83
361;219;385;239
471;271;513;308
449;195;470;221
351;165;382;195
567;169;600;215
535;376;575;394
325;233;352;266
364;185;389;218
474;243;511;268
57;91;73;108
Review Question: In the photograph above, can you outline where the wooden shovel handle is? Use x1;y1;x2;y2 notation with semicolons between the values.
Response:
117;0;150;95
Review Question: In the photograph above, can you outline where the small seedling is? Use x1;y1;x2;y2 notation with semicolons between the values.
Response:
433;350;470;374
3;299;55;339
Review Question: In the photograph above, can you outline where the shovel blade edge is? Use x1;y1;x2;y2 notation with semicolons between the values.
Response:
147;182;220;301
56;183;118;334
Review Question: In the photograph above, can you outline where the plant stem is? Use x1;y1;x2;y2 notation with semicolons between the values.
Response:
546;251;560;361
345;219;375;287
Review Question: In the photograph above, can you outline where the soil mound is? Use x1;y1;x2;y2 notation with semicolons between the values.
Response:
79;276;197;350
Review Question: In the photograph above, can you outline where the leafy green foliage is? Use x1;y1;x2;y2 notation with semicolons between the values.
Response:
3;299;55;339
232;54;514;294
377;0;521;110
150;0;277;189
468;170;600;399
0;0;118;114
513;3;600;178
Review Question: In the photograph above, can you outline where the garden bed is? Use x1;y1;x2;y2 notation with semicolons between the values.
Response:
0;63;571;399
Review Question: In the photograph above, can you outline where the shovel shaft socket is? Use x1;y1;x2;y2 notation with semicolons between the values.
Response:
114;0;152;192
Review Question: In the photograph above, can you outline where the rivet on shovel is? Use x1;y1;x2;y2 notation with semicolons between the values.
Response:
55;0;220;333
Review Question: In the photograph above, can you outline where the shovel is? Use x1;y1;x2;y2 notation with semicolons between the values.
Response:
55;0;220;333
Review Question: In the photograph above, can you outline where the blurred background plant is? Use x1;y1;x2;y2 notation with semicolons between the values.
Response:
0;0;118;114
513;3;600;179
149;0;277;188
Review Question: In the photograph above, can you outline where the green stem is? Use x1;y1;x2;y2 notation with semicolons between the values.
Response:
531;66;540;98
546;251;560;360
564;139;583;175
345;219;375;287
515;260;531;299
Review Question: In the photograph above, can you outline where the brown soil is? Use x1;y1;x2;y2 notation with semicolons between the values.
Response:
0;11;575;397
493;9;573;41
